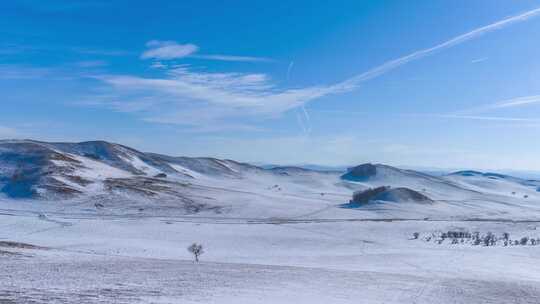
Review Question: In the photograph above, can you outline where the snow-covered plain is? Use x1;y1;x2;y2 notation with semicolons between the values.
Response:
2;140;540;303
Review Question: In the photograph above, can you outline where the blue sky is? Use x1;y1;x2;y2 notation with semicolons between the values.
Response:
2;1;540;170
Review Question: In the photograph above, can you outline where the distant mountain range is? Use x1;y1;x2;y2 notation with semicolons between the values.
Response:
1;139;539;219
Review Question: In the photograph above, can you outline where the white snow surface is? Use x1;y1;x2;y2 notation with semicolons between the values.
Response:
2;141;540;303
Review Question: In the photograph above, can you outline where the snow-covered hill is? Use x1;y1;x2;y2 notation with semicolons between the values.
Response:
3;140;540;304
445;170;540;198
1;139;539;220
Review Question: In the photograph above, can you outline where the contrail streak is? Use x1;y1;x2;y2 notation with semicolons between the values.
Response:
288;60;312;134
286;61;294;81
301;105;312;134
332;6;540;91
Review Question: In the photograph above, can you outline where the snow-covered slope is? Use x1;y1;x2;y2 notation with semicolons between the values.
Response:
1;140;540;220
341;163;477;200
445;170;540;198
3;141;540;303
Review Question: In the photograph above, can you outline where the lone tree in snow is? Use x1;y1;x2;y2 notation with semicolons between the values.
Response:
187;243;204;262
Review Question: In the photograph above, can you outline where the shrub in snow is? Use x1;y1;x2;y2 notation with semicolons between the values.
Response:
416;229;540;247
351;186;389;204
187;243;204;263
472;232;481;246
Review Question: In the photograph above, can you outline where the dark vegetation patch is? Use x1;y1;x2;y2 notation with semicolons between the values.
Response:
412;230;540;247
64;175;93;186
341;163;377;181
40;184;83;195
0;250;20;256
0;241;47;250
101;177;222;214
344;186;433;207
376;187;433;204
104;178;171;196
0;143;84;198
49;152;80;163
350;186;389;204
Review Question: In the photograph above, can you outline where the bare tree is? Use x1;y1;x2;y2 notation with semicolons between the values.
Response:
187;243;204;262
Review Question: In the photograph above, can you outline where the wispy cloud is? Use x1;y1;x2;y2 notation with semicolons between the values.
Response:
89;7;540;131
488;95;540;109
430;114;540;122
0;65;54;79
0;43;131;57
149;61;167;69
312;110;540;124
286;61;294;81
191;54;273;62
141;40;199;60
471;57;488;64
141;40;272;62
90;65;334;117
0;64;82;80
335;6;540;89
454;94;540;114
70;47;131;56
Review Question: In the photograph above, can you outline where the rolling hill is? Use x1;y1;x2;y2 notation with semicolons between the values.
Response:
1;139;539;220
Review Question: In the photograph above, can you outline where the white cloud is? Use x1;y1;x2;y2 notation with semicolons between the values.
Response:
433;114;540;122
150;61;167;69
334;6;540;89
141;40;272;62
453;95;540;115
89;66;338;131
91;7;540;131
71;47;131;56
0;65;81;81
95;65;337;113
0;65;53;79
311;111;540;124
489;95;540;109
191;54;273;62
471;57;488;64
141;41;199;60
